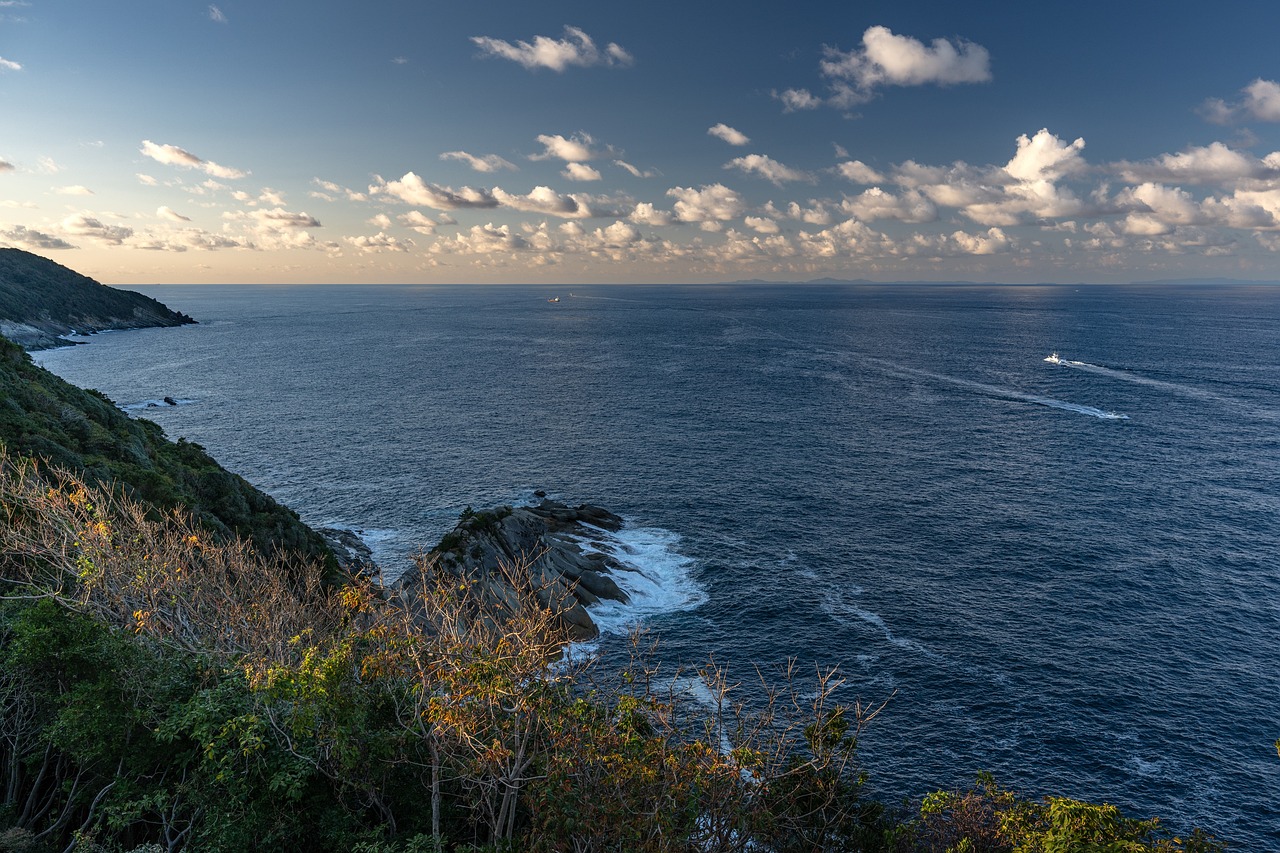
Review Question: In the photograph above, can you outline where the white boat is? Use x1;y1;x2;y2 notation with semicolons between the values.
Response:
1044;352;1064;364
547;296;560;303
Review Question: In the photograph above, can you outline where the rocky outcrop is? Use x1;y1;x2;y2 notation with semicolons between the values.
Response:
399;498;632;641
318;527;378;576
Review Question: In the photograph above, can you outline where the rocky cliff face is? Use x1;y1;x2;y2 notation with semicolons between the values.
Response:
0;249;195;349
399;498;633;641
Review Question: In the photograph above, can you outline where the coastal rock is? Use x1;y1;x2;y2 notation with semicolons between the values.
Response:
398;498;631;641
318;527;378;576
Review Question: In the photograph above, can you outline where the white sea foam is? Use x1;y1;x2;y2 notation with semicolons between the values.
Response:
568;522;708;640
1050;356;1279;421
820;592;942;661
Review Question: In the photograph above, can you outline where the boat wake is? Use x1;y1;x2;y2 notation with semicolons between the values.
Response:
880;361;1130;420
1045;353;1279;421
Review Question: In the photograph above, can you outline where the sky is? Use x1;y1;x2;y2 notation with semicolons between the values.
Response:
3;1;1280;284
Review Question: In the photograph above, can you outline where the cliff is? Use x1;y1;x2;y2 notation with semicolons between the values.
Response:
0;248;195;349
0;333;338;576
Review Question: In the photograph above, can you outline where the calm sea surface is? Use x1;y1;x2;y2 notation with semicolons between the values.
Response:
35;283;1280;847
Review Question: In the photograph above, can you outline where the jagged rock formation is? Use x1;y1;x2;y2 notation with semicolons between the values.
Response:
0;248;195;349
401;498;633;641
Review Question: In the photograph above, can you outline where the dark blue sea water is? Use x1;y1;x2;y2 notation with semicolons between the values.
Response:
35;284;1280;848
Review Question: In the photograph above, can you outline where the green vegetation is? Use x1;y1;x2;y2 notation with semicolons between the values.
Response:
0;455;1228;852
0;250;194;349
0;334;336;576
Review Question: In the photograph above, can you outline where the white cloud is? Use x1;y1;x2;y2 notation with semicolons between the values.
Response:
347;232;413;253
62;214;133;245
0;57;21;72
140;140;248;179
492;185;602;218
785;201;833;225
399;210;439;234
530;132;598;162
368;213;392;229
0;225;76;250
773;88;821;112
433;223;530;254
945;227;1011;255
471;26;633;72
1004;129;1086;182
724;154;813;186
630;202;673;227
667;184;745;223
392;57;408;65
708;123;750;146
841;187;937;223
440;150;517;173
312;178;367;201
614;160;655;178
38;156;59;174
836;160;885;183
743;216;780;234
1202;78;1280;124
372;172;499;210
157;205;191;222
1116;142;1275;185
562;162;602;181
0;158;13;173
224;207;322;228
55;185;94;196
136;173;158;186
820;26;992;105
208;5;226;23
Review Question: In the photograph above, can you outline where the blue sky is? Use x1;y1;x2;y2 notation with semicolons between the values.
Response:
3;1;1280;284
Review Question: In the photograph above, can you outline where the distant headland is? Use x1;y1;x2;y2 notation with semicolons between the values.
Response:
0;248;195;349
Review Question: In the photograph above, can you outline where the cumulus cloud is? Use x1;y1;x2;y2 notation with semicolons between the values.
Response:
208;5;226;23
224;207;322;229
1201;78;1280;124
668;184;745;223
785;201;833;225
157;205;191;222
399;210;439;234
773;88;821;112
491;185;603;219
61;214;133;245
1004;129;1086;182
724;154;813;186
368;213;392;229
136;173;158;186
472;26;633;72
743;216;780;234
0;57;20;72
708;123;750;146
140;140;248;179
55;185;94;196
433;223;530;254
836;160;885;183
820;26;992;106
841;187;937;223
562;162;602;181
0;225;75;250
629;202;674;227
440;150;517;173
347;232;413;253
530;132;598;162
1116;142;1276;185
372;172;499;210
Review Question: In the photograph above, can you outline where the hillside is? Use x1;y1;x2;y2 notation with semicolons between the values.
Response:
0;334;337;575
0;248;195;349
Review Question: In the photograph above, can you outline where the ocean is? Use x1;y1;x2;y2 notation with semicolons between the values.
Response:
34;283;1280;847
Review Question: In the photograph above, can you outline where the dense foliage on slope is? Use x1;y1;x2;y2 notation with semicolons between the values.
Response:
0;457;1227;852
0;249;194;349
0;334;336;575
